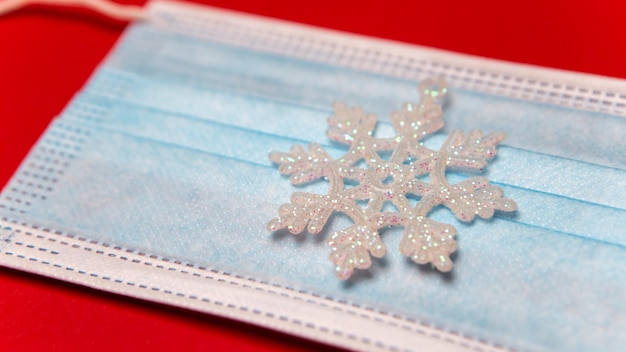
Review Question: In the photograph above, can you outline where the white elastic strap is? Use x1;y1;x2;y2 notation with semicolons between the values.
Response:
0;0;148;21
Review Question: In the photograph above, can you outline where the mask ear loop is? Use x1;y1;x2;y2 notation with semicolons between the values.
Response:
0;0;149;21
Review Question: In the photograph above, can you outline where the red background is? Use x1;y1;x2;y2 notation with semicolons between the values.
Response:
1;1;625;350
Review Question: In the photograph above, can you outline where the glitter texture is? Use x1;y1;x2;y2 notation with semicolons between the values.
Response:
268;78;517;279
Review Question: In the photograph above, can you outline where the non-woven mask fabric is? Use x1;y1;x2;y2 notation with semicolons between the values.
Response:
1;1;625;351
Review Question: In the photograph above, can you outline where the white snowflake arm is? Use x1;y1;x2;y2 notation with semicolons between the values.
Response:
326;102;377;144
327;225;387;280
443;130;507;172
399;216;457;272
269;143;334;185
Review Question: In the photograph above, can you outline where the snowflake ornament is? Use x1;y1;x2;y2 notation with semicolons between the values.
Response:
268;78;517;280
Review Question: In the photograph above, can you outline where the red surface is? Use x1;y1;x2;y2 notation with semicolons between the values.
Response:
0;0;625;350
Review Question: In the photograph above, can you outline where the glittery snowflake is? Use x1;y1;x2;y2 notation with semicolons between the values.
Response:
268;79;517;280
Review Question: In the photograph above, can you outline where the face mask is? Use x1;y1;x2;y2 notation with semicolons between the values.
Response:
1;1;625;351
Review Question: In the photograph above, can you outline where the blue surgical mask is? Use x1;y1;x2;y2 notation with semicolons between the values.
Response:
1;1;625;351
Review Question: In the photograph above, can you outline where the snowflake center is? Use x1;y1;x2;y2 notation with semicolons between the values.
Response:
371;163;404;189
